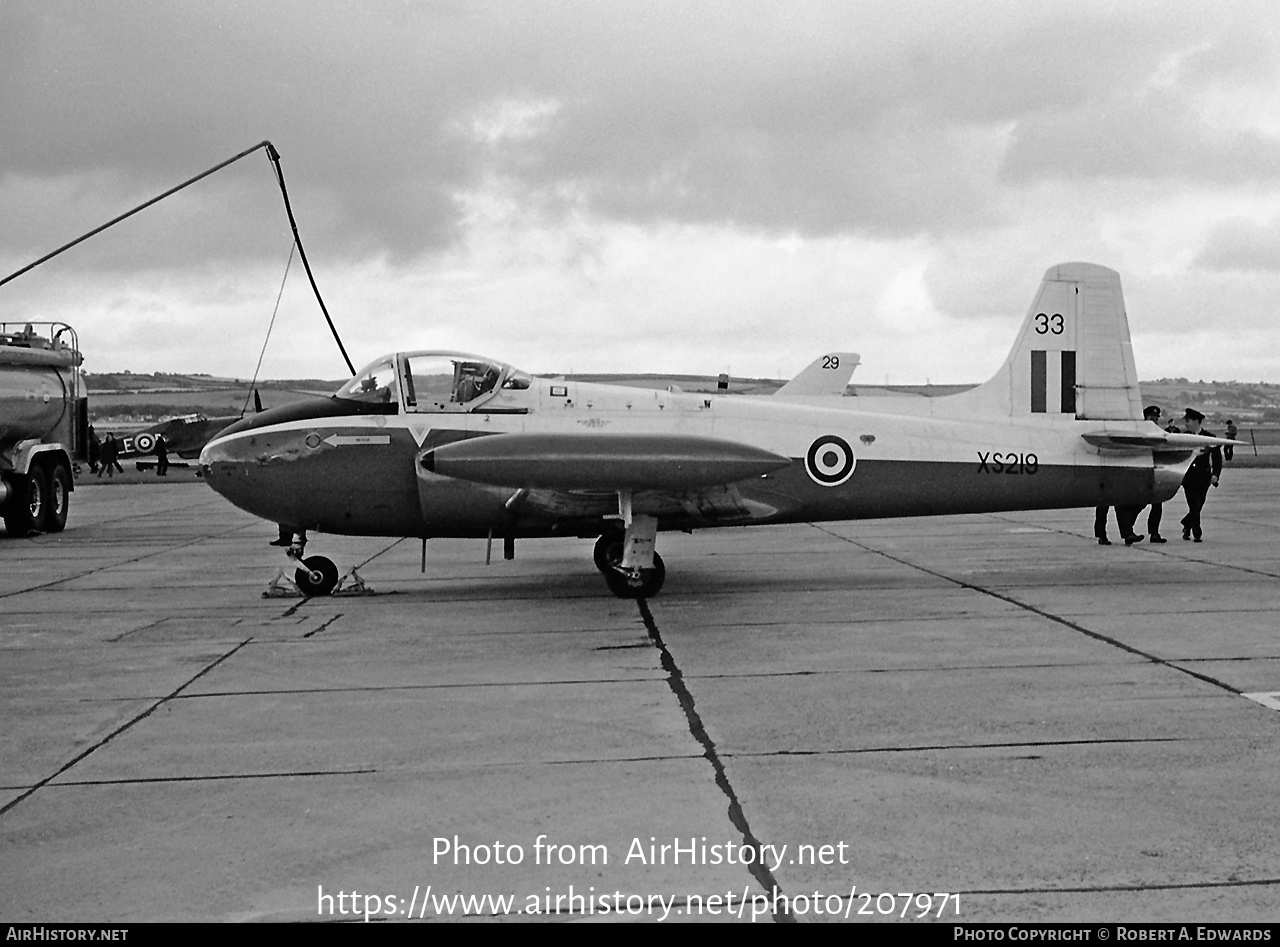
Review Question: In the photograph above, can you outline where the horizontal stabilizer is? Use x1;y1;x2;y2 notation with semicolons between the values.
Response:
774;353;859;397
1082;430;1243;452
421;432;791;490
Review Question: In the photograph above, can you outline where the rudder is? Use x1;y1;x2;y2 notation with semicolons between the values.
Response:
949;263;1142;420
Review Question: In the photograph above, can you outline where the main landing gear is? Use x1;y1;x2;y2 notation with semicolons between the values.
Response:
593;496;666;598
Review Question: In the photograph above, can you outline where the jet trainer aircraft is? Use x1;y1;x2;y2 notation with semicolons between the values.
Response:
200;263;1234;598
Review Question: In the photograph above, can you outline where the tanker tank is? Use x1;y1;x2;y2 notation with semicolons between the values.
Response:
1;323;86;535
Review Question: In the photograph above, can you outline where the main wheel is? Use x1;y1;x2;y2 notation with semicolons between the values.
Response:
295;555;340;596
593;532;624;574
44;463;71;533
2;470;47;537
603;552;666;599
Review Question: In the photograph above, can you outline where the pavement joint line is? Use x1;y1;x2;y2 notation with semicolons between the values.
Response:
0;734;1217;787
683;661;1154;679
85;654;1265;702
637;598;794;924
808;524;1250;700
0;521;262;601
302;614;343;638
722;736;1194;759
18;496;231;538
107;618;169;642
0;638;253;818
40;768;379;787
163;676;670;699
982;513;1280;580
966;877;1280;896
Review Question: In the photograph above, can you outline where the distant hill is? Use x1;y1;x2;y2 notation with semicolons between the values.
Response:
85;372;343;424
1136;379;1280;422
85;371;344;392
84;370;1280;425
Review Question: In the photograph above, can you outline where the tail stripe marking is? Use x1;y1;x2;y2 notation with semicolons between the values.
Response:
1030;350;1077;414
1030;351;1047;413
1060;350;1077;414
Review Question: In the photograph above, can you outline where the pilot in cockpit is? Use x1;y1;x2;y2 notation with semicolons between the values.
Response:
454;371;479;403
454;365;499;403
360;376;391;402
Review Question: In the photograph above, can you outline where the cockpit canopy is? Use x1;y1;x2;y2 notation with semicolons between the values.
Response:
335;351;530;412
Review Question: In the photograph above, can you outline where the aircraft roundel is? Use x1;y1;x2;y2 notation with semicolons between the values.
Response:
134;433;156;453
805;434;855;486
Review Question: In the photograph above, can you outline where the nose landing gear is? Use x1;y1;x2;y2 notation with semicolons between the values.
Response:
264;542;371;598
294;554;340;596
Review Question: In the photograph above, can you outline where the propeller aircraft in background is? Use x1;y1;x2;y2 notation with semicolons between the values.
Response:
200;263;1236;598
117;413;238;467
116;393;265;469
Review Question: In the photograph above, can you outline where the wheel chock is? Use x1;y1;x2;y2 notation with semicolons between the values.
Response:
332;567;375;596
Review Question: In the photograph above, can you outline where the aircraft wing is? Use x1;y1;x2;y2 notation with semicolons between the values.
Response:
421;432;791;490
773;353;859;398
515;482;784;524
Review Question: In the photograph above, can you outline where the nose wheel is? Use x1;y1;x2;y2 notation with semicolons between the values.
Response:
294;555;340;596
265;544;371;598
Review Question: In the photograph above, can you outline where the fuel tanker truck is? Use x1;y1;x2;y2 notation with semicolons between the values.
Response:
1;322;87;536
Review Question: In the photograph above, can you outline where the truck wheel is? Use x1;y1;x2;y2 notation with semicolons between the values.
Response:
45;463;71;532
2;471;47;536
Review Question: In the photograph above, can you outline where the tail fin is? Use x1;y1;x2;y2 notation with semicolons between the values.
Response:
948;263;1142;420
774;352;859;397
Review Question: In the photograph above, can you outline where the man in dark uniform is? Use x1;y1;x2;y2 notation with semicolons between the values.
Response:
87;424;101;474
154;434;170;476
1179;408;1222;542
1141;405;1168;543
1095;504;1143;545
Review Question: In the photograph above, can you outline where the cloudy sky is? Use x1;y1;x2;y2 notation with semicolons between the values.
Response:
4;0;1280;384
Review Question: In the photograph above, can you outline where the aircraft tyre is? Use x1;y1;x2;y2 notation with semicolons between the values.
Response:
604;552;665;599
2;469;48;537
593;532;624;574
45;462;71;533
295;555;340;596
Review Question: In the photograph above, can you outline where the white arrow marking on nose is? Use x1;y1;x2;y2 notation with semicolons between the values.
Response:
322;434;392;447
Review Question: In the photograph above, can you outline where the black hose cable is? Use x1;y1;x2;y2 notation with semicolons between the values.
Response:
0;141;272;291
0;139;356;377
265;143;355;376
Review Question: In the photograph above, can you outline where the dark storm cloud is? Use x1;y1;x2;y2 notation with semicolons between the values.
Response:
5;0;1278;271
1;1;477;266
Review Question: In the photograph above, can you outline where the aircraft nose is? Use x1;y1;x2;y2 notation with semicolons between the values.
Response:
200;433;255;504
200;432;242;473
200;427;323;527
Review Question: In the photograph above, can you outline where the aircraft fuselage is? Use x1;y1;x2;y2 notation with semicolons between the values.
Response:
200;369;1167;540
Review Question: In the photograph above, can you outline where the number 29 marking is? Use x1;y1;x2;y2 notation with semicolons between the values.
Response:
822;355;840;370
